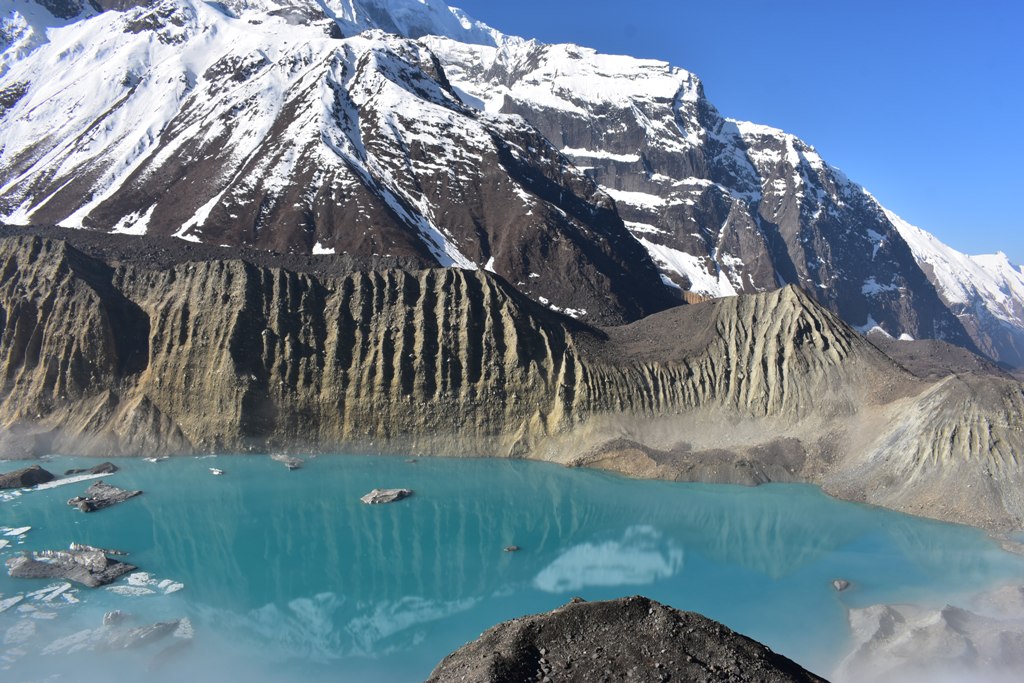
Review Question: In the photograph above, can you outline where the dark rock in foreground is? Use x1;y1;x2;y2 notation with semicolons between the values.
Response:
67;480;142;512
428;596;828;682
64;462;119;476
360;488;413;504
0;464;55;489
6;549;136;587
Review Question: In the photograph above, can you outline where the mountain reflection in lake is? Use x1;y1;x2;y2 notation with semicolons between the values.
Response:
2;455;1022;682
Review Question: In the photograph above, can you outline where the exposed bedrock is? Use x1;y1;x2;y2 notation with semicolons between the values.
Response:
0;235;1022;530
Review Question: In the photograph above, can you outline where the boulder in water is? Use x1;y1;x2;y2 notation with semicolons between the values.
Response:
361;488;413;504
67;480;142;512
6;549;136;587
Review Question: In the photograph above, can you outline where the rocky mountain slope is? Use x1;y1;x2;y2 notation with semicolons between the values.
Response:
1;233;1022;531
1;0;1022;361
428;596;828;682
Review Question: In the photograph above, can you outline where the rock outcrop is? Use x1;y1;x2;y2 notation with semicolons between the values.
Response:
360;488;412;504
428;596;828;683
0;234;1022;530
6;547;136;587
67;480;142;512
64;461;119;476
0;464;54;488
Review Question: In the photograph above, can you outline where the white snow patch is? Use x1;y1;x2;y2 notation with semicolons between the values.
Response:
561;147;640;163
624;220;665;235
110;205;156;236
312;242;336;255
861;277;899;296
604;188;666;209
638;238;736;298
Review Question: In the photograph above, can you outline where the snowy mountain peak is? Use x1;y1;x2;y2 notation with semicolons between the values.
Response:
190;0;500;44
330;0;497;43
2;0;1023;363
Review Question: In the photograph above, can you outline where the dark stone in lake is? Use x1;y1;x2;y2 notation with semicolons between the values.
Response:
0;464;55;489
428;596;829;683
6;549;136;587
67;480;142;512
64;462;119;476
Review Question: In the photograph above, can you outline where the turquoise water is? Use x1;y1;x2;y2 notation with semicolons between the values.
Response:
2;455;1023;682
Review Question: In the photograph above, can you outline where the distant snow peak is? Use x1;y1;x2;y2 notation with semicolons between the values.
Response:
326;0;500;44
886;208;1024;325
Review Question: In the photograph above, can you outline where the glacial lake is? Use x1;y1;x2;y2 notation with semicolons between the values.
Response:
2;455;1023;682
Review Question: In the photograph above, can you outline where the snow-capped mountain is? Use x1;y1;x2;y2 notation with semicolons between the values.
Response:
0;0;672;323
886;208;1024;364
426;36;978;350
1;0;1021;362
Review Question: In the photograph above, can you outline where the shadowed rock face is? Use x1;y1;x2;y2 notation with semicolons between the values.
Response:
0;234;1022;531
0;463;54;488
427;596;829;683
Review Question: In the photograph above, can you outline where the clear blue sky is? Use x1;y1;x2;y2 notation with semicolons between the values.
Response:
454;0;1024;263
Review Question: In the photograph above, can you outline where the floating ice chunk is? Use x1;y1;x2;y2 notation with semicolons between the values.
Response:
3;527;30;537
127;572;154;587
0;595;24;613
107;586;156;597
27;584;72;602
121;572;184;595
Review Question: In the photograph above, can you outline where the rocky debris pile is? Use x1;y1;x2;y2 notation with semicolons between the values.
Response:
836;584;1024;682
6;545;136;587
271;453;304;470
64;462;119;476
361;488;413;504
428;596;828;682
67;480;142;512
0;465;55;489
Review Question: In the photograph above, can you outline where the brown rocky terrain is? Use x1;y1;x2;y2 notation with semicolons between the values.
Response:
0;233;1022;531
427;596;828;683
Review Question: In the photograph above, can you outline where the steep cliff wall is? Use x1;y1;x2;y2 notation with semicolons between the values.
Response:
0;235;1022;530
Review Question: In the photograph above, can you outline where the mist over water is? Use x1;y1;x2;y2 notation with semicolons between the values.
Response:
2;455;1023;681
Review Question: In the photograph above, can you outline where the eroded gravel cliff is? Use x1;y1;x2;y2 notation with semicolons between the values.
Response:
1;234;1022;530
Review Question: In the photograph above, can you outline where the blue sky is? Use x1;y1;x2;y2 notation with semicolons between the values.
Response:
454;0;1024;263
